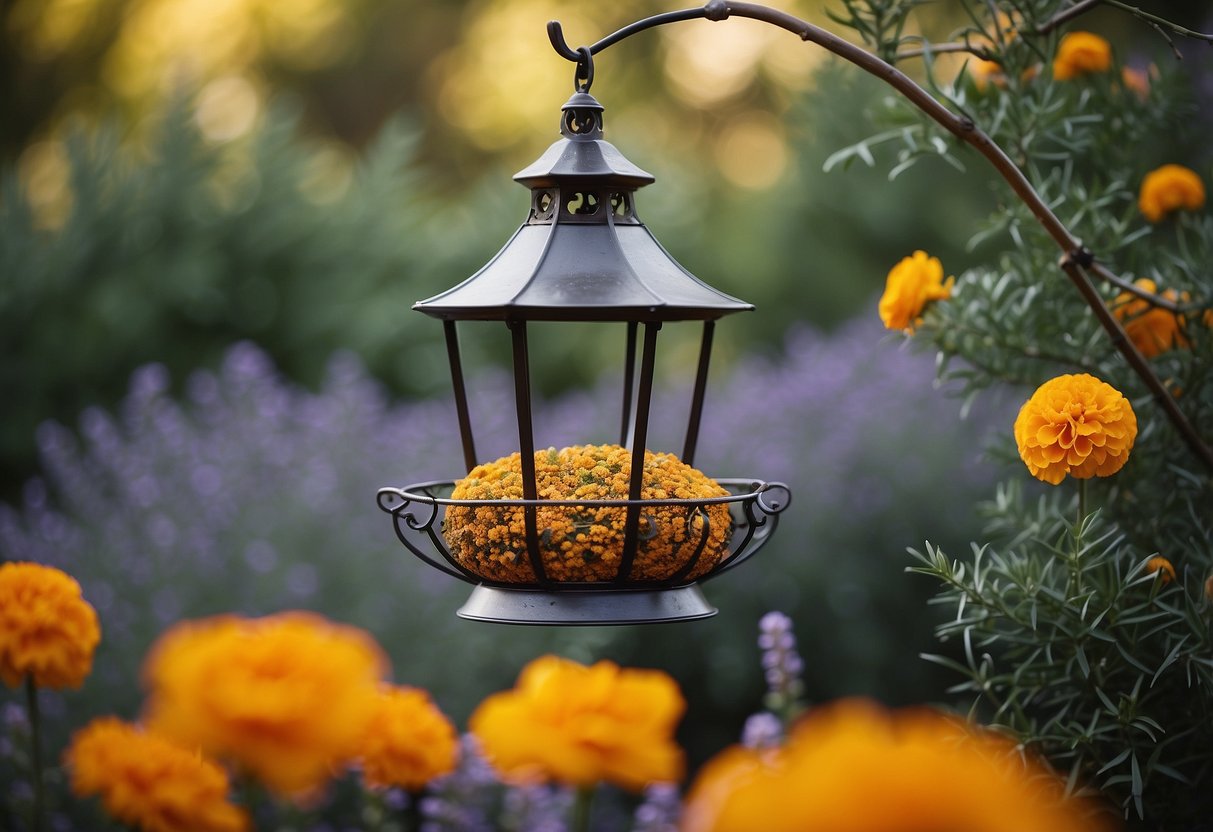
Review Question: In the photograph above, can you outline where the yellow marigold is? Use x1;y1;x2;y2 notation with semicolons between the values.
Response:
360;685;460;791
143;612;388;797
470;655;684;791
66;717;248;832
1013;374;1137;485
1146;556;1176;585
682;699;1110;832
1052;31;1112;80
0;561;100;689
877;251;954;332
445;444;732;583
1138;164;1206;223
1112;278;1191;358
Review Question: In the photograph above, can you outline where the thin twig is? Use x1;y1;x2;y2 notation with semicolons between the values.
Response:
709;1;1213;472
1032;0;1101;36
896;41;995;60
1057;257;1213;470
1102;0;1213;45
1088;263;1190;314
1147;20;1184;60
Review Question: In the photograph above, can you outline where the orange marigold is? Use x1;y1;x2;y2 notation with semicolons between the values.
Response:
445;444;732;582
682;699;1110;832
878;251;954;332
1052;31;1112;80
143;612;388;797
1013;374;1137;485
1112;278;1190;358
1138;164;1206;223
470;655;684;791
1120;66;1152;99
65;717;248;832
0;561;100;689
360;685;460;791
967;59;1007;92
1146;556;1176;585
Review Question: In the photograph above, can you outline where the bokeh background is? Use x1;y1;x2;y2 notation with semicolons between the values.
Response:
3;0;1209;782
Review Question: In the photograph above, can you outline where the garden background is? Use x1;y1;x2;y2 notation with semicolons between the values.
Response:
2;0;1212;828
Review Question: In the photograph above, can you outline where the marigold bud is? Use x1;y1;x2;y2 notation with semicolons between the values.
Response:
1111;278;1190;358
1146;556;1176;585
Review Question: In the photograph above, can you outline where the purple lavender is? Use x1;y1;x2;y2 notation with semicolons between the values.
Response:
0;317;995;828
500;783;573;832
759;612;804;695
418;735;499;832
631;783;681;832
758;611;805;720
741;711;784;749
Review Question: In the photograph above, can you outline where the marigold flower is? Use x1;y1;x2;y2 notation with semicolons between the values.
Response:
682;699;1109;832
360;685;460;791
143;612;388;797
1052;31;1112;80
967;59;1007;92
0;562;100;689
1013;374;1137;485
65;717;248;832
1120;66;1151;99
877;251;954;332
445;444;732;582
1112;278;1190;358
1138;164;1206;223
1205;575;1213;602
1146;556;1176;585
470;655;684;791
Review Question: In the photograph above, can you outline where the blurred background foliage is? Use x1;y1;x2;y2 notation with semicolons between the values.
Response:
3;0;1212;800
0;0;1016;494
6;0;1209;489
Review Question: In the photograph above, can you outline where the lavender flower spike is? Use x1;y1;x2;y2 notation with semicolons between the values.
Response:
741;712;784;749
632;783;682;832
758;610;805;717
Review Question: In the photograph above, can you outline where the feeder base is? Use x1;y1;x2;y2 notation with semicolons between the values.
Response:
456;584;717;625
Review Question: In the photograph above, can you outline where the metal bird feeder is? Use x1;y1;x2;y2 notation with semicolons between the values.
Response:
377;34;790;625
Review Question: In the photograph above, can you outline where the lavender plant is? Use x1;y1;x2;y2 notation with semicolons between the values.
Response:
0;315;993;829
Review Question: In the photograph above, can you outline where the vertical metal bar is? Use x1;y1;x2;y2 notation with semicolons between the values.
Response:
682;320;715;467
620;321;638;446
509;321;547;583
617;321;660;580
444;321;478;474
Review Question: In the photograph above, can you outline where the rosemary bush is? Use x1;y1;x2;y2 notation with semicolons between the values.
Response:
824;0;1213;825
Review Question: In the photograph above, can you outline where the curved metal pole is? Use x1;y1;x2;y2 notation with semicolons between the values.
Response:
546;2;1213;472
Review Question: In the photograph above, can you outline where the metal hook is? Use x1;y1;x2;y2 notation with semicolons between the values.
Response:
574;45;594;92
546;20;580;61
